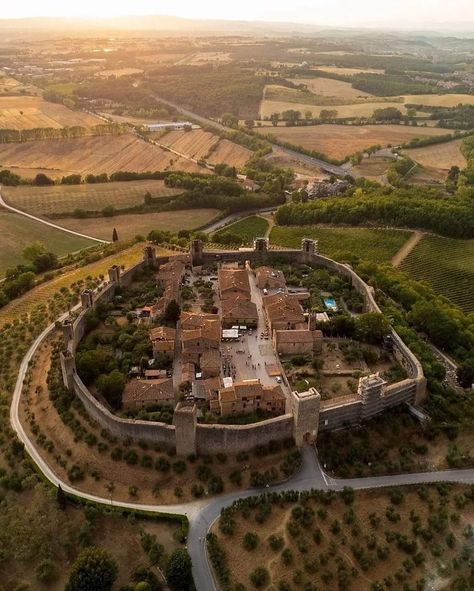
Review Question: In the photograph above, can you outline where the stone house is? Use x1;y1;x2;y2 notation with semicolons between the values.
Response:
273;328;323;356
221;295;258;328
255;266;286;290
210;379;286;416
149;326;176;359
263;293;306;331
122;377;175;410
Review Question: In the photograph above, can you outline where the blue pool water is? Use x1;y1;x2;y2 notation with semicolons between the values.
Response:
324;297;338;311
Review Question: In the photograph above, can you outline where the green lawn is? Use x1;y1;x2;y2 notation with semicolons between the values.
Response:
213;216;269;244
0;211;95;276
270;226;412;263
400;234;474;313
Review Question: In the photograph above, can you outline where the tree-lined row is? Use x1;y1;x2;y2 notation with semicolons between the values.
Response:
275;189;474;239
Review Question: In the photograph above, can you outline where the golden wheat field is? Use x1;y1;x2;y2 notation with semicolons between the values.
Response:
56;209;221;241
157;129;252;168
0;134;209;178
2;180;183;216
404;138;467;171
0;96;101;129
288;77;373;99
257;124;453;159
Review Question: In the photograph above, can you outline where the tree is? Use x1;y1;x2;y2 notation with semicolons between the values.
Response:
244;119;254;129
34;173;54;186
282;109;301;124
144;191;152;205
356;313;391;344
164;299;181;325
22;241;47;263
112;228;119;242
373;107;402;122
96;370;126;409
65;547;117;591
320;109;338;121
270;112;280;126
57;484;67;510
457;358;474;388
221;113;239;128
165;548;193;591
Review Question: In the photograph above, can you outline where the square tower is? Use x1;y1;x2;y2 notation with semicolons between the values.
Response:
288;388;321;446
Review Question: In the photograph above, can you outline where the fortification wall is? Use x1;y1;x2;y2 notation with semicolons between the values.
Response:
58;243;426;454
196;415;294;454
73;374;176;445
319;399;361;432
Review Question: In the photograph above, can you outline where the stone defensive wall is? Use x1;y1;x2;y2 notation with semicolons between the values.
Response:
58;241;427;456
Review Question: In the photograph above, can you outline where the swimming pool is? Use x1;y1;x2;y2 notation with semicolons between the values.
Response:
323;297;338;311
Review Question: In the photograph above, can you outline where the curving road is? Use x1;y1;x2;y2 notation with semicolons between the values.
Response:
150;95;347;177
9;308;474;590
0;187;109;245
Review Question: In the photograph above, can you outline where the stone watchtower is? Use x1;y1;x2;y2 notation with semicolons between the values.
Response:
301;238;318;264
190;239;204;266
143;245;157;267
359;373;386;420
253;237;269;252
60;350;76;392
80;289;94;309
287;388;321;446
173;402;197;456
61;318;74;343
108;265;121;284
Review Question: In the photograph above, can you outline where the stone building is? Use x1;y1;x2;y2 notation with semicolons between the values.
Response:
273;328;323;356
210;379;286;416
149;326;176;359
255;266;286;290
263;293;306;331
122;377;174;410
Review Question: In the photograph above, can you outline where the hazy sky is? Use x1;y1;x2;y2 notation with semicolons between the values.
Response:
1;0;474;27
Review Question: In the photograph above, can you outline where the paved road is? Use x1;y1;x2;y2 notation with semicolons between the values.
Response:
203;207;278;235
0;187;109;245
150;95;347;177
9;307;474;590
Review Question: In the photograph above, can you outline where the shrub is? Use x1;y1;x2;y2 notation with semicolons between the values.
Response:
243;532;260;551
250;566;269;588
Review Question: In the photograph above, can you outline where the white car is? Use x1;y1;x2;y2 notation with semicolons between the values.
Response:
276;376;282;384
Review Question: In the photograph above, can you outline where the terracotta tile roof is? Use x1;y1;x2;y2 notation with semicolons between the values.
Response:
122;378;174;405
200;349;220;370
274;329;314;343
181;318;220;344
218;268;251;297
263;294;305;324
255;266;286;287
221;296;258;321
149;326;176;342
180;311;219;330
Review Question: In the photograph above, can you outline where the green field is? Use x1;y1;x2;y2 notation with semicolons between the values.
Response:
0;211;95;276
400;234;474;313
213;216;269;244
2;180;183;217
271;226;412;263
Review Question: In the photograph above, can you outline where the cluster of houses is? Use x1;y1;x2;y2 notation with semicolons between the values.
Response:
121;261;324;419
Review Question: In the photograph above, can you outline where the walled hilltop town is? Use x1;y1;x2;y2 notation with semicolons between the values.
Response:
59;237;426;457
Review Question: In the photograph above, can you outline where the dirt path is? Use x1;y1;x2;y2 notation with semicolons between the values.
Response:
391;230;424;267
258;213;275;238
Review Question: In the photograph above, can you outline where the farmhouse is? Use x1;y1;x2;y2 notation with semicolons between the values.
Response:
122;377;175;410
210;379;286;416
